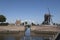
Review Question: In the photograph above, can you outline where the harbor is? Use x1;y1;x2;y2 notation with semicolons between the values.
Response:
0;25;60;40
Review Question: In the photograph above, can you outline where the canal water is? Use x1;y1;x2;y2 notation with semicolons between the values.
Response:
0;27;44;40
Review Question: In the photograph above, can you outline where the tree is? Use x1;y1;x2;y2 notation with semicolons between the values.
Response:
0;15;6;23
31;22;36;26
25;21;28;25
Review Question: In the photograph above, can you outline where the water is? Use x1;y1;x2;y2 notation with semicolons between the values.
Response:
25;28;30;36
4;36;15;40
0;27;45;40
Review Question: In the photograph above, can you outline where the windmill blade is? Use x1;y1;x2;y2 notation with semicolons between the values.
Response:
48;8;50;14
48;8;54;25
48;8;54;16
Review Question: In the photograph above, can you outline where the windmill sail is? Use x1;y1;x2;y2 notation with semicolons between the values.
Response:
48;8;53;25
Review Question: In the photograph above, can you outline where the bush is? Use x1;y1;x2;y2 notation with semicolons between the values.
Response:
0;15;6;22
0;23;9;26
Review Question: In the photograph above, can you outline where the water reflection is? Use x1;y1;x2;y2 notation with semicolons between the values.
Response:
0;37;44;40
31;37;44;40
25;28;30;36
4;36;15;40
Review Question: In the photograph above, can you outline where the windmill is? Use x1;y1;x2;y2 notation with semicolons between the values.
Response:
42;8;53;25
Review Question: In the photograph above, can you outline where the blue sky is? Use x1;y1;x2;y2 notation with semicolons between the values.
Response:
0;0;60;24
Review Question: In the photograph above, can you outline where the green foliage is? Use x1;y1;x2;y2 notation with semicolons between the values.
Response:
0;23;9;26
0;15;6;22
25;21;27;24
31;22;36;26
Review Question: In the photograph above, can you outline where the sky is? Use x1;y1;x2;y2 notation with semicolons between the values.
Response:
0;0;60;24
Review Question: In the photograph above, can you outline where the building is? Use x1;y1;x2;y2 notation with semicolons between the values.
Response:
15;20;21;26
